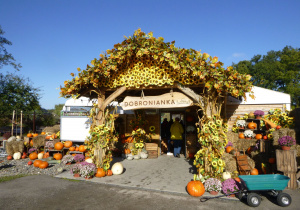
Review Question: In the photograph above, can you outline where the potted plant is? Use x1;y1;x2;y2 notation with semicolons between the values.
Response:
243;130;254;139
253;110;264;120
61;155;74;165
278;136;296;150
45;141;54;149
80;162;97;179
70;163;82;177
236;120;246;129
204;178;222;195
28;147;37;154
222;178;240;197
74;154;85;163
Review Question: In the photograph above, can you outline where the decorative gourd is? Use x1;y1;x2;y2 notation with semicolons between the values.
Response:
124;148;131;154
38;153;44;159
225;146;233;153
247;121;257;129
268;158;276;164
111;162;123;175
187;180;205;197
54;142;64;150
45;135;51;140
222;172;231;180
53;153;62;160
238;133;245;139
78;145;86;152
27;161;33;165
276;125;281;130
250;168;259;175
33;133;38;137
43;152;50;159
21;152;27;159
13;152;21;160
64;141;73;148
29;152;38;160
140;152;148;159
95;168;106;178
51;133;57;139
255;133;262;139
33;160;43;168
41;132;46;135
69;146;75;151
85;158;93;163
30;140;34;147
262;119;277;129
39;161;49;169
106;169;113;176
27;133;33;138
7;155;13;160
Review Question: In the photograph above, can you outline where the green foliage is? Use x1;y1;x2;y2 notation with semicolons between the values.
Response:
233;46;300;108
0;25;22;71
0;73;41;126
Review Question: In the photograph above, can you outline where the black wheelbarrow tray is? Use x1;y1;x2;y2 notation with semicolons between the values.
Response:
200;174;291;207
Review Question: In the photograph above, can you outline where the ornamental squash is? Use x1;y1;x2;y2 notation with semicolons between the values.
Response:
54;142;64;150
222;172;231;180
13;152;21;160
111;162;123;175
187;180;205;197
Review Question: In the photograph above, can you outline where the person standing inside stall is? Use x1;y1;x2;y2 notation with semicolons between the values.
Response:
170;117;184;158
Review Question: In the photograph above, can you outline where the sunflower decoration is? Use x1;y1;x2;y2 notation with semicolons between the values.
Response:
149;125;155;132
264;108;295;128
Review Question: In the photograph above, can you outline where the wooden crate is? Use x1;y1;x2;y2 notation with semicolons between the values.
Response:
145;143;158;151
147;150;158;159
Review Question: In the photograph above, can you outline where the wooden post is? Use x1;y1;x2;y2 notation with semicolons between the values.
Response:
276;150;297;189
11;110;15;136
20;111;23;138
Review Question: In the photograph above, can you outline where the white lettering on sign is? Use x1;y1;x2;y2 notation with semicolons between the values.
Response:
120;92;192;110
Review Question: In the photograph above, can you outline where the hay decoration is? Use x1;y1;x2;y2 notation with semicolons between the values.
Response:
6;141;24;156
32;135;47;148
42;125;60;135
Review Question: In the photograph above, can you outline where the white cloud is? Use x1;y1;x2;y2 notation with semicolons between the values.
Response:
232;53;246;58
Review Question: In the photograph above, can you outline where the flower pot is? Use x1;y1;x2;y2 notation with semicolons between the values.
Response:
209;191;218;195
245;137;251;140
229;194;236;198
281;146;291;151
66;162;72;165
73;173;80;177
238;126;245;129
84;176;93;180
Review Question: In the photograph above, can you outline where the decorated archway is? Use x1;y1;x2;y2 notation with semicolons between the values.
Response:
60;29;253;178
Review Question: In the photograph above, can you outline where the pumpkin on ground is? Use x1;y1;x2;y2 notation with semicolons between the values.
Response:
187;180;205;197
53;153;63;160
13;152;21;160
54;142;64;150
111;162;123;175
95;168;106;178
29;152;38;160
33;160;43;168
39;161;49;169
7;155;13;160
250;168;259;175
64;141;73;148
78;145;86;152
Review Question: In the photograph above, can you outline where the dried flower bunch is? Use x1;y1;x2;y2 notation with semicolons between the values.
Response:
61;155;74;164
278;136;296;147
28;147;37;154
254;110;264;116
80;162;97;178
45;141;54;148
222;178;240;196
74;154;85;162
204;178;222;192
236;120;246;127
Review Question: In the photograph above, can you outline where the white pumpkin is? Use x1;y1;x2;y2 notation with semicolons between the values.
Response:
85;158;93;163
38;153;44;159
222;172;231;180
133;155;140;160
127;156;133;160
13;152;21;160
140;152;148;159
111;162;123;175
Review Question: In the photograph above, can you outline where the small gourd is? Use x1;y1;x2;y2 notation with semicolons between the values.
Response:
140;152;148;159
111;162;123;175
13;152;21;160
85;158;93;163
222;172;231;180
38;152;44;159
133;154;140;160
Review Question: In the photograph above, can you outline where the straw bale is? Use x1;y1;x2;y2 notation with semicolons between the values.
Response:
227;131;239;147
32;135;47;148
5;141;24;156
272;128;296;146
42;125;60;135
222;152;255;173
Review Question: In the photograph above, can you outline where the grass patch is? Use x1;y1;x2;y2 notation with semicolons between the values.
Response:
0;174;29;183
62;178;82;182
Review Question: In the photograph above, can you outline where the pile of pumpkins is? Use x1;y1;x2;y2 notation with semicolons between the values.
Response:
122;148;148;160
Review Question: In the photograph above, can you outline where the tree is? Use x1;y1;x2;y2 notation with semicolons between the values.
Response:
0;73;41;127
233;46;300;108
0;25;22;71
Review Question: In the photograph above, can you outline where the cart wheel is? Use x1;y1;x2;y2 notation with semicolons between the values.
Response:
277;193;291;207
247;193;261;207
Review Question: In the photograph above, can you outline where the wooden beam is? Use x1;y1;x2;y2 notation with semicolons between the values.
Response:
100;86;127;110
175;83;204;106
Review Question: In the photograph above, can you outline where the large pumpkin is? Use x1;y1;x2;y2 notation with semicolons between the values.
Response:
250;168;259;175
33;160;43;168
27;133;33;138
238;133;245;139
78;145;86;152
111;162;123;175
187;180;205;197
54;142;64;150
53;153;62;160
39;161;49;169
64;141;73;148
29;152;38;160
247;121;257;129
95;168;106;178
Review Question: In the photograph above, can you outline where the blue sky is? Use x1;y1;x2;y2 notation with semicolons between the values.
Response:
1;0;299;109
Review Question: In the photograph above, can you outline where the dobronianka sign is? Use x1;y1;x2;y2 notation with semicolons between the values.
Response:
120;92;193;110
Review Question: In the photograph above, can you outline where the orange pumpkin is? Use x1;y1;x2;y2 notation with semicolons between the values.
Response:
7;155;13;160
75;147;79;151
124;148;131;154
29;152;38;160
250;168;259;175
53;153;62;160
33;159;43;168
30;140;34;147
64;141;73;148
263;135;268;140
248;121;257;129
234;177;241;183
27;133;33;138
187;180;205;197
45;135;51;140
54;142;64;150
106;169;113;176
95;168;106;178
239;133;245;139
78;145;86;152
32;133;38;137
39;161;49;169
226;146;233;153
43;152;50;159
255;134;262;140
69;146;75;151
269;158;276;164
276;125;281;130
52;133;57;139
41;132;46;135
